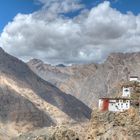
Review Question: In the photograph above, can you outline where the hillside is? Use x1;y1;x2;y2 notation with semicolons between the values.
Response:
28;52;140;107
84;78;140;140
14;58;140;140
14;108;140;140
0;47;91;138
85;108;140;140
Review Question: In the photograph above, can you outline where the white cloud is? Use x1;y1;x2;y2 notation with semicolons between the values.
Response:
38;0;84;11
34;0;84;20
0;1;140;64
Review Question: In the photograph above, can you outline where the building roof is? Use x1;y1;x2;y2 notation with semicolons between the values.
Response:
130;76;139;78
99;97;130;100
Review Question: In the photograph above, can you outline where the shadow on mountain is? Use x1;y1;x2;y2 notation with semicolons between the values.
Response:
0;47;92;123
0;87;55;127
28;76;92;121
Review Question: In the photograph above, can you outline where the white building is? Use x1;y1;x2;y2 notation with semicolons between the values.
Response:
99;98;130;112
109;99;130;112
129;76;139;82
122;87;131;97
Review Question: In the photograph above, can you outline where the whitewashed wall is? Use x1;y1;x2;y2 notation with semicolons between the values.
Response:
129;77;139;82
122;87;131;97
109;100;130;112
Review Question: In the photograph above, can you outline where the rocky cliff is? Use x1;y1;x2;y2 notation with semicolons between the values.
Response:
84;80;140;140
13;72;140;140
14;108;140;140
0;47;91;138
28;52;140;107
85;108;140;140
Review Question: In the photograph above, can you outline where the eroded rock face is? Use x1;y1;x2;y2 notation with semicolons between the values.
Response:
28;52;140;107
14;108;140;140
13;126;80;140
0;47;91;137
86;108;140;140
85;79;140;140
51;126;79;140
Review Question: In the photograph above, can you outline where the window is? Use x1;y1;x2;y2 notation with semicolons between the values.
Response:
121;103;123;108
120;100;123;103
125;89;129;92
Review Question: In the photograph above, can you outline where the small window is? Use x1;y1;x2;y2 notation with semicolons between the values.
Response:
125;89;129;92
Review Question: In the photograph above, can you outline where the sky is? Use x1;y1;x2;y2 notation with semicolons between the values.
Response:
0;0;42;31
0;0;140;64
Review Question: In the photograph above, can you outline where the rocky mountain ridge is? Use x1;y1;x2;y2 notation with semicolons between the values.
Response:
14;80;140;140
14;108;140;140
28;52;140;107
0;47;91;138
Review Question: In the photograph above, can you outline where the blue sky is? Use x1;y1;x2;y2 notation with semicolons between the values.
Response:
0;0;42;31
82;0;140;14
0;0;140;32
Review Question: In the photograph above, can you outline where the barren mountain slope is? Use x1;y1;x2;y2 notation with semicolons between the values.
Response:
16;108;140;140
0;48;91;137
28;52;140;107
14;81;140;140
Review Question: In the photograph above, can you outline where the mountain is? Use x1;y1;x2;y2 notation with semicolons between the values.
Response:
86;81;140;140
28;52;140;107
0;47;91;137
56;64;66;67
14;81;140;140
85;108;140;140
16;108;140;140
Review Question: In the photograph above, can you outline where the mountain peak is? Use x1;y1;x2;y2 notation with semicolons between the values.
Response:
56;64;66;67
0;48;91;136
0;47;5;53
29;58;44;64
105;52;140;64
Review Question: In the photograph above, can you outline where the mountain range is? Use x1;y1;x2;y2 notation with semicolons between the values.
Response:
28;52;140;107
0;46;140;139
0;47;91;138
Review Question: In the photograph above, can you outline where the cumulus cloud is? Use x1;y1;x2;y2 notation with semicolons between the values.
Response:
39;0;84;13
33;0;84;20
0;1;140;64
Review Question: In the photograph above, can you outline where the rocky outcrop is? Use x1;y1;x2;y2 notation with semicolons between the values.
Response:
14;56;140;140
86;108;140;140
13;126;80;140
0;47;91;137
84;80;140;140
14;108;140;140
28;52;140;107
